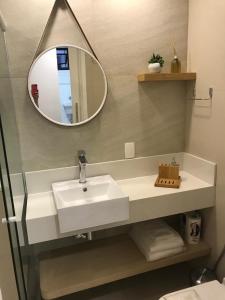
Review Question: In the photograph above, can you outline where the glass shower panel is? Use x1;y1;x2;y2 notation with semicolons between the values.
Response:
0;28;28;300
0;119;27;300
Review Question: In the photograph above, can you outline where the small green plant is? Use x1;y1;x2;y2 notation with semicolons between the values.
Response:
148;53;164;67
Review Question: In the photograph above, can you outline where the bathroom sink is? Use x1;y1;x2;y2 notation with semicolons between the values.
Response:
52;175;129;233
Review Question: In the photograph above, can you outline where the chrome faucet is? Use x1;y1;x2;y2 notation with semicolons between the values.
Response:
78;150;87;184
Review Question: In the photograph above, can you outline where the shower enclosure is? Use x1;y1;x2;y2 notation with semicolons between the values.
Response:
0;23;28;300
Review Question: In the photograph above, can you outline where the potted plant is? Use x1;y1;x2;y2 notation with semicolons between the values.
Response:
148;53;164;73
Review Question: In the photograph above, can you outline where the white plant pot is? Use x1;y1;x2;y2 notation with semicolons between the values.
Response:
148;62;161;73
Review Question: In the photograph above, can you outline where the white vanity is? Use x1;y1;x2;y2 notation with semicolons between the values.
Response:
23;152;216;299
25;152;216;245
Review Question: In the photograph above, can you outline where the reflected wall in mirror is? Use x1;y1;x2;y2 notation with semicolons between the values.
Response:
28;45;107;126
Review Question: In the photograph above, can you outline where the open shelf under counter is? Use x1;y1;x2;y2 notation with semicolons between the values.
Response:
40;234;210;300
137;72;196;82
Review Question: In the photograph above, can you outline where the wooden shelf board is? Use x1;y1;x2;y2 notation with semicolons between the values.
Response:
137;72;196;82
40;235;210;300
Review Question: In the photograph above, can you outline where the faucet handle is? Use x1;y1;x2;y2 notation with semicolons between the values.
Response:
78;150;87;164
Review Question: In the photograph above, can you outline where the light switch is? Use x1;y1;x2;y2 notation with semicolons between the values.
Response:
125;142;135;159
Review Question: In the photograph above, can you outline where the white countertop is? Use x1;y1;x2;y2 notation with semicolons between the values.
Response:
25;153;216;244
118;171;211;200
26;171;212;221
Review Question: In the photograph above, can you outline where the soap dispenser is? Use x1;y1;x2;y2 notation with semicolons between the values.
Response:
171;47;181;73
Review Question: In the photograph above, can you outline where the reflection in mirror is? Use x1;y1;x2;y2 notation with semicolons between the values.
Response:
28;46;107;126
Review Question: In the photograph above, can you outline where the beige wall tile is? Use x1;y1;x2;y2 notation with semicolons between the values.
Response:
38;0;91;54
11;75;186;171
0;0;188;171
0;0;55;77
88;0;188;75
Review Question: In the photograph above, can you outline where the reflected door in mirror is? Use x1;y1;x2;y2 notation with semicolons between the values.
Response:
28;46;107;126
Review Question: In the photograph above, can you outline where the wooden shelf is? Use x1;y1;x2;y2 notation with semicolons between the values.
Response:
137;72;196;82
40;235;210;300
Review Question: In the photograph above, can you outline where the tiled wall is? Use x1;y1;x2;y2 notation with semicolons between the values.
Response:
0;0;188;171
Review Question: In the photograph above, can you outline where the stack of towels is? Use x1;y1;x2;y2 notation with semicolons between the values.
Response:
130;220;185;262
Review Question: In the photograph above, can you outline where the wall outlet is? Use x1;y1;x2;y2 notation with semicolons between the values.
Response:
125;142;135;159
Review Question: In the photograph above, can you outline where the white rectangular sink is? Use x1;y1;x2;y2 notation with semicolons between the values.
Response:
52;175;129;233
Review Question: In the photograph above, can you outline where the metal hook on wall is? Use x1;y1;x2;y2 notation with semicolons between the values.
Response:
191;87;213;101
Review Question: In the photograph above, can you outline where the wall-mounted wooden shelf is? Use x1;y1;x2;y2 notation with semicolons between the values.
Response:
137;72;196;82
40;235;210;300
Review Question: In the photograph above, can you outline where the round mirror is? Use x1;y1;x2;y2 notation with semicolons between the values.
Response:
28;45;107;126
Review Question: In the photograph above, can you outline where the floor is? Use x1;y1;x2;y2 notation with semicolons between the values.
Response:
56;263;191;300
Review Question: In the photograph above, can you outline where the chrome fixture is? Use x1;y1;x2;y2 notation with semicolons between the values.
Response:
191;87;213;101
78;150;87;184
74;232;92;241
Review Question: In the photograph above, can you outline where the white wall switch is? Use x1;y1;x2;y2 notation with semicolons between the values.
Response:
125;142;135;159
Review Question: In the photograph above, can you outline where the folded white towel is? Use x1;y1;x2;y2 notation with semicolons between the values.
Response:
160;290;201;300
130;220;185;261
147;246;185;262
